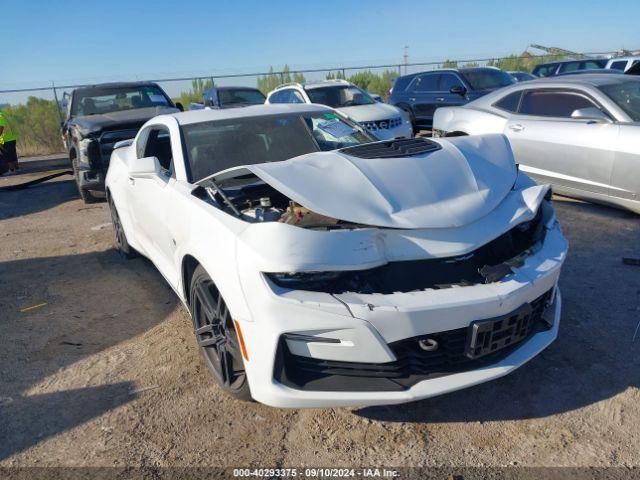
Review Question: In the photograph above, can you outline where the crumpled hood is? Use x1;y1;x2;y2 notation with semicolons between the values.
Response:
336;102;403;122
242;134;518;229
70;106;179;134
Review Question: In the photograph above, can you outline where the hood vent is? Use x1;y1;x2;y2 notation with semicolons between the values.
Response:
340;137;441;159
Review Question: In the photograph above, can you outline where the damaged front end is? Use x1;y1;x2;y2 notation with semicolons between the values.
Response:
266;204;546;294
193;159;551;295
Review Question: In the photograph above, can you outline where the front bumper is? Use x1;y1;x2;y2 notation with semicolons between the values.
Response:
77;165;106;193
238;223;567;408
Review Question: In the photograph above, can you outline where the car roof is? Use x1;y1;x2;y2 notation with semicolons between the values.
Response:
535;58;606;66
607;56;640;62
465;73;640;109
73;81;160;93
207;86;263;92
533;72;639;86
172;103;332;125
302;80;352;90
397;67;500;80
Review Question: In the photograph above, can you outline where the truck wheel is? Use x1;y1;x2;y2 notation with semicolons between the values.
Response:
189;265;252;402
72;158;98;204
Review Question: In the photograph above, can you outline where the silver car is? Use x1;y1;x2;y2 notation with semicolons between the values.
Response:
433;74;640;213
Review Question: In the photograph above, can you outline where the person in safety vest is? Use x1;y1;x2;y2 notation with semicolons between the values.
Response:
0;110;18;175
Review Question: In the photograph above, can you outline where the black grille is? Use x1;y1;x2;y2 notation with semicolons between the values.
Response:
274;289;554;392
340;137;441;159
360;117;403;131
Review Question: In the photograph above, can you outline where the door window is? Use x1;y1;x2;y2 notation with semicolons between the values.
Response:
143;127;174;175
581;60;605;70
609;60;627;71
410;73;440;92
290;90;305;103
493;91;522;112
518;90;598;117
439;73;465;91
269;90;287;103
533;64;558;77
270;89;305;104
559;62;580;73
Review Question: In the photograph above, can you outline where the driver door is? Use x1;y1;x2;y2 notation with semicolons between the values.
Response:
128;125;179;285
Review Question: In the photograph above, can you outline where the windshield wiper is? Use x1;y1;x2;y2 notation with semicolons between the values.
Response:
204;179;241;217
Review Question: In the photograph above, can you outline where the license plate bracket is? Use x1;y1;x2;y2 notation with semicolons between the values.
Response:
464;303;534;360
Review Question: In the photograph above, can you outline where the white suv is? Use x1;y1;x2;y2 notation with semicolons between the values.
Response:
605;56;640;72
266;79;413;140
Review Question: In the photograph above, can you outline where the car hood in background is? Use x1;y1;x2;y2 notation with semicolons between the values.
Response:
70;106;179;134
337;102;403;122
238;134;517;229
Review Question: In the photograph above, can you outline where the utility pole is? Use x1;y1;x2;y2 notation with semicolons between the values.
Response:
403;45;409;75
51;81;64;125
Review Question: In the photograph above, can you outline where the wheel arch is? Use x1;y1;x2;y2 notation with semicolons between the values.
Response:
181;254;202;303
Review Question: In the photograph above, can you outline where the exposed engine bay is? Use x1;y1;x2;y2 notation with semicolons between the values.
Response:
196;173;363;229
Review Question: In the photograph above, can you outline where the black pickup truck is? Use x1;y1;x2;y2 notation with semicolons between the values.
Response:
61;82;182;203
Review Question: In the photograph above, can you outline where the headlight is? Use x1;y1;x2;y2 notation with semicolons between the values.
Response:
266;271;345;291
78;138;100;165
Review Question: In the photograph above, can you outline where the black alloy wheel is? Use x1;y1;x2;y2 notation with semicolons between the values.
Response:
108;197;136;259
189;265;251;400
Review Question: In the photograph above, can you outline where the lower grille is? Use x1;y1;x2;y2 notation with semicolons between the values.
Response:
274;289;554;392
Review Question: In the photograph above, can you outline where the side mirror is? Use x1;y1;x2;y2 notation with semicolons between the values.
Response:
570;107;611;123
128;156;161;178
175;102;184;112
450;85;467;96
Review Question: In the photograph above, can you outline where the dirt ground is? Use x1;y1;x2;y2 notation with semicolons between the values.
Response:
0;157;639;474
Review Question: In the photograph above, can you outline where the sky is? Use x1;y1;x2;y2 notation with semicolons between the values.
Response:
2;0;639;103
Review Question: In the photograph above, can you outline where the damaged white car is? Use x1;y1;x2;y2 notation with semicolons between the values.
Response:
105;104;567;408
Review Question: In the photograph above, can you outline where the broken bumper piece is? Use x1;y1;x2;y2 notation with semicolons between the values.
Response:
240;222;567;408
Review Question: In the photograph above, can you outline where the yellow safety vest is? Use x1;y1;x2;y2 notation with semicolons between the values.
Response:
0;112;17;144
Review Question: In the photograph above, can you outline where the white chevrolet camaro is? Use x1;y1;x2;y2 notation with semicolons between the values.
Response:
105;104;567;408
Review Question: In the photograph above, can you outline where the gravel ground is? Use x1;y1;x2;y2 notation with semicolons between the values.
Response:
0;158;638;474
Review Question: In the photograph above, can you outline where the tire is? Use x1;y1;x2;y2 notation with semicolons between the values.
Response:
108;196;136;259
189;265;252;401
72;157;98;204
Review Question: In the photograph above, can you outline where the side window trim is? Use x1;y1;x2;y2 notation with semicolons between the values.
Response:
142;125;175;179
408;73;439;92
514;88;612;120
492;90;524;113
136;127;151;159
438;73;465;92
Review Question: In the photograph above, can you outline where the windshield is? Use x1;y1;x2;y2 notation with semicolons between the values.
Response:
599;81;640;121
71;85;171;116
306;86;375;108
183;111;376;182
460;69;516;90
218;89;266;107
